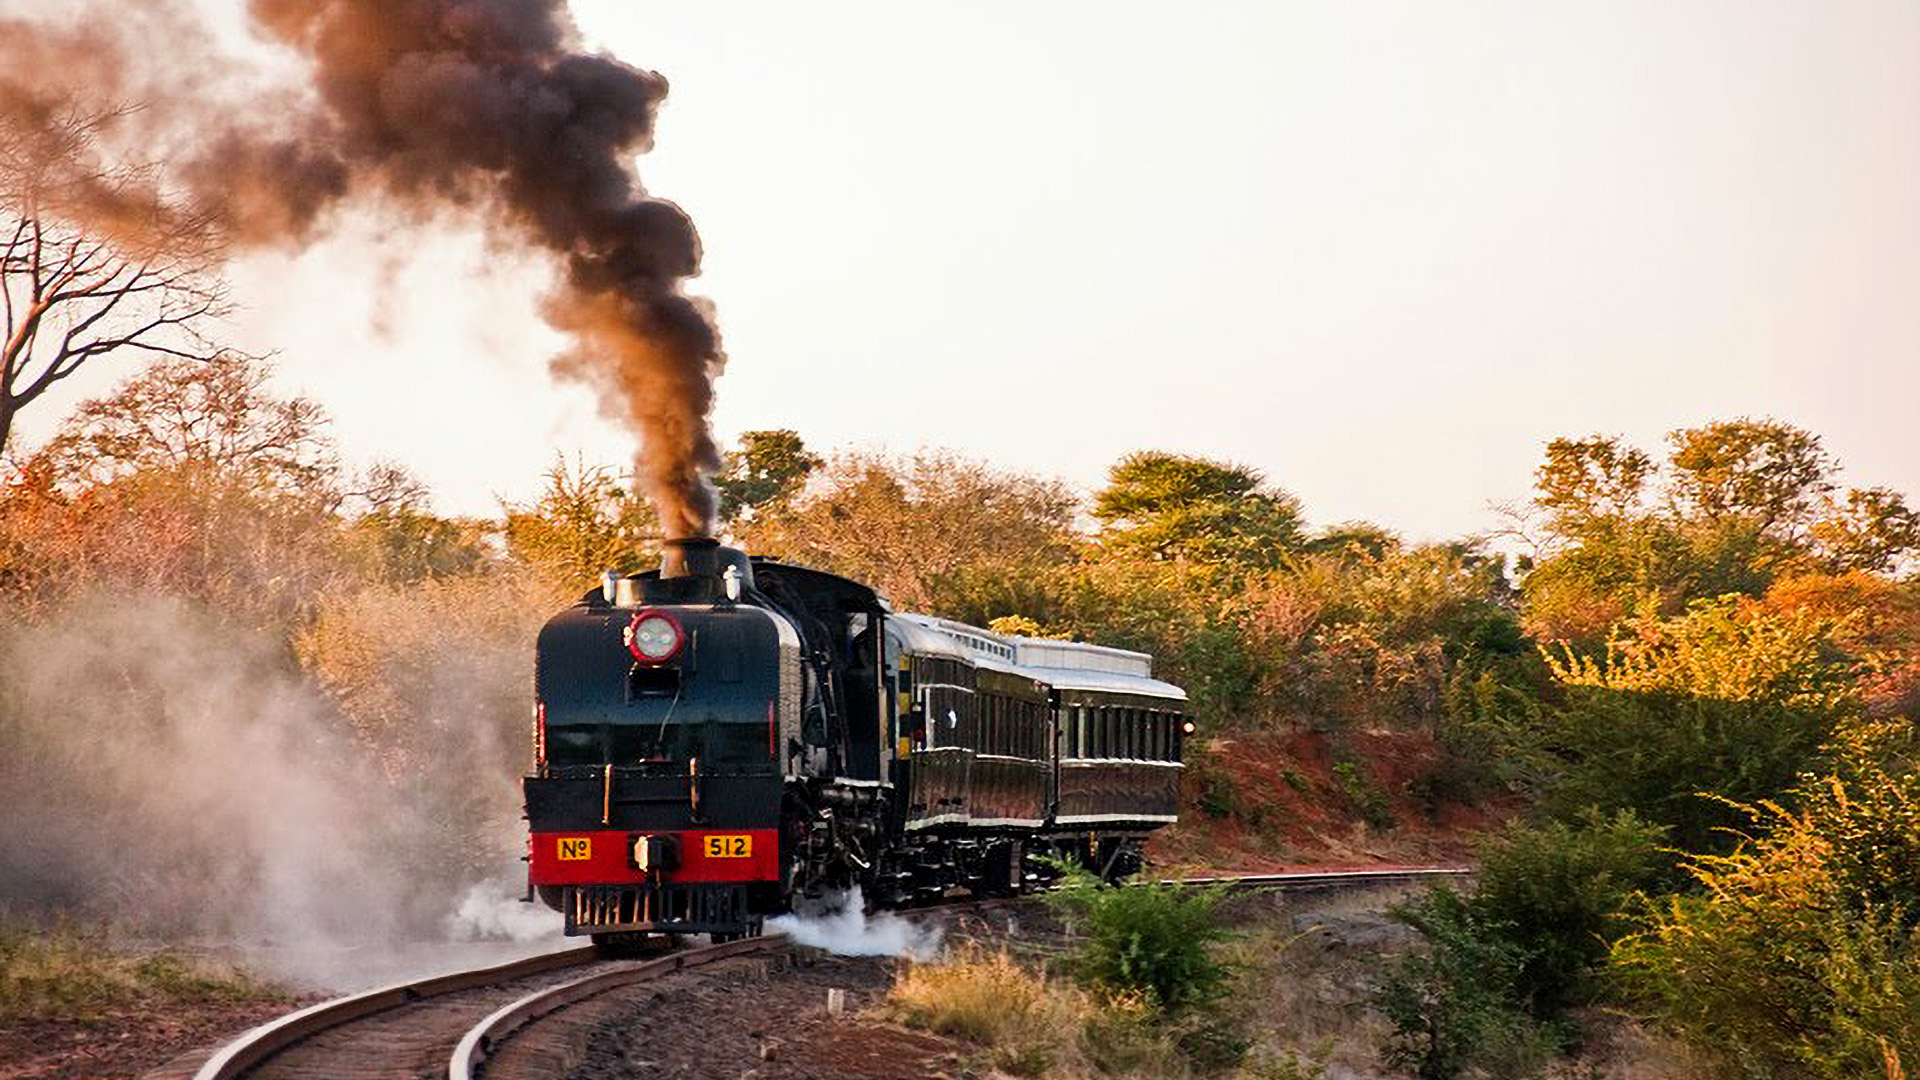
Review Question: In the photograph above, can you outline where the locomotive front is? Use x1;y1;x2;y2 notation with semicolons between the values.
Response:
525;538;800;941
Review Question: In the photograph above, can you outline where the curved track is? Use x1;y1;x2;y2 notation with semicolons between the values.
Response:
175;866;1467;1080
171;939;760;1080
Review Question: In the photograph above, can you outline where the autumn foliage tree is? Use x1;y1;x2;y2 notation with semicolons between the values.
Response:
1516;420;1919;645
744;450;1075;612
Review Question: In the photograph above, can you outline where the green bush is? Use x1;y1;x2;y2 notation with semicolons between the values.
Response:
1541;597;1854;855
1612;725;1920;1077
1043;867;1232;1014
1468;809;1669;1017
1332;760;1396;830
1372;889;1557;1080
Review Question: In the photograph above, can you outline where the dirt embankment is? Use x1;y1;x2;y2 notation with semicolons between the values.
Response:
1151;726;1514;874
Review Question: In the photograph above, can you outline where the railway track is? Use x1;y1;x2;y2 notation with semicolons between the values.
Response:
162;866;1465;1080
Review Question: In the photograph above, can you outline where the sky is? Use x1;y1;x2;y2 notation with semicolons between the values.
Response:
13;0;1920;541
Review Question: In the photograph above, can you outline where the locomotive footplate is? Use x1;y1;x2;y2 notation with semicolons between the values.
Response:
564;882;751;935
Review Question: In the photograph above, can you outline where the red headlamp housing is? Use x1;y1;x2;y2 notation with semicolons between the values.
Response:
624;608;685;664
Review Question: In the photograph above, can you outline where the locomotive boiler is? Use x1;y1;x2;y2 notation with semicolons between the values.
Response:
524;538;1188;943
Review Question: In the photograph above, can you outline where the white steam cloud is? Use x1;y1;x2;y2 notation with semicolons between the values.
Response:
447;880;563;943
767;888;942;961
0;594;553;988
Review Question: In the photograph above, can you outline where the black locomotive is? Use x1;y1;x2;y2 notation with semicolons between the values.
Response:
525;537;1188;941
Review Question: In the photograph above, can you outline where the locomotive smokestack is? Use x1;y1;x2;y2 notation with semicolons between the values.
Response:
659;537;721;580
658;537;754;597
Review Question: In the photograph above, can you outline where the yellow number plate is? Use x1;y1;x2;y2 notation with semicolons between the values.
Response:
557;837;592;861
703;834;752;858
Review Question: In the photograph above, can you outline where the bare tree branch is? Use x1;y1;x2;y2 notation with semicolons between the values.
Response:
1;104;240;453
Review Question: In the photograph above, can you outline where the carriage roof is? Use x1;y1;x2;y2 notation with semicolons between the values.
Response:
888;613;1187;702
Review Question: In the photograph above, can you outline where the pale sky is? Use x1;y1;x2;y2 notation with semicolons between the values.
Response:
14;1;1920;541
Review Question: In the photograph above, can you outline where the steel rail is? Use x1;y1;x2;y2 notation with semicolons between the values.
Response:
188;944;598;1080
1169;866;1470;889
446;933;788;1079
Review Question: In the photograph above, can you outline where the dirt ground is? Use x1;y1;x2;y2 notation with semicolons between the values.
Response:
0;996;299;1080
522;952;970;1080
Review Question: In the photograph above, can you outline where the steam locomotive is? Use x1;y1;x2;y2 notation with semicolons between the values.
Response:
524;538;1188;942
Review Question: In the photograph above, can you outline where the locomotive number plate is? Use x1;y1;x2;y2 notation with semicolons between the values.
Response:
704;834;752;858
557;837;592;861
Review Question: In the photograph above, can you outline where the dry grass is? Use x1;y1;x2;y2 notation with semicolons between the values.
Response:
888;946;1184;1078
0;919;276;1021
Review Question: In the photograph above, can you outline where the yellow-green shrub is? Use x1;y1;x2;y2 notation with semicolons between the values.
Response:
1612;724;1920;1077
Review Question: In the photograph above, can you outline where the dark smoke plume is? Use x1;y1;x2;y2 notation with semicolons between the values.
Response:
0;1;725;537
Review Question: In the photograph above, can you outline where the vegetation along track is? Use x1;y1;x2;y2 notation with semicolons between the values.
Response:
163;868;1464;1080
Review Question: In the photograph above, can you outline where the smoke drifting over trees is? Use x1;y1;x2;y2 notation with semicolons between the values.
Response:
0;0;725;536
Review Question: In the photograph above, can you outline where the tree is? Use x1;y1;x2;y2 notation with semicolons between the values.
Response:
1;105;234;454
1810;487;1920;575
503;457;658;586
744;451;1075;612
1307;520;1402;560
31;352;334;495
714;429;821;525
1092;451;1302;569
1515;421;1913;641
1666;419;1836;537
0;353;351;621
1532;435;1653;540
